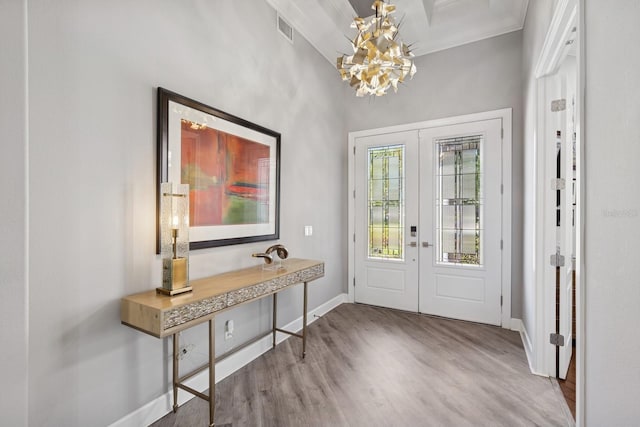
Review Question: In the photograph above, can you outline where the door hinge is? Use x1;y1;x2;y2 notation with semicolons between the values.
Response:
550;253;565;267
500;295;503;306
353;277;356;287
353;146;356;155
500;184;504;194
500;239;503;250
501;127;504;139
353;189;356;199
550;333;565;346
551;178;566;191
551;99;567;112
353;233;355;243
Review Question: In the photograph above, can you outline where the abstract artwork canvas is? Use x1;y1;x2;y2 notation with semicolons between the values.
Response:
157;88;280;251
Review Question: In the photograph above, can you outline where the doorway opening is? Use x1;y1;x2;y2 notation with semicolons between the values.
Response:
534;0;581;421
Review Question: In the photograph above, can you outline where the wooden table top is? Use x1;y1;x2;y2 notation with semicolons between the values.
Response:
121;258;324;338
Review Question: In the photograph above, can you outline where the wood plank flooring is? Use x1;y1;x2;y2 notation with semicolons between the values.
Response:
558;353;576;419
151;303;571;427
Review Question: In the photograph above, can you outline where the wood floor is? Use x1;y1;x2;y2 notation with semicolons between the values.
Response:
558;352;576;419
152;303;572;427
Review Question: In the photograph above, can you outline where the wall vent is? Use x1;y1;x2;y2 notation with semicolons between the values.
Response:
277;13;294;43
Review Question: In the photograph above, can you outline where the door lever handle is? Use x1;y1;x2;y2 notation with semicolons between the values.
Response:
407;242;417;247
422;242;433;248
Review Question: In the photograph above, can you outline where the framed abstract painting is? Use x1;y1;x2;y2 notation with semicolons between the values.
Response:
157;88;281;251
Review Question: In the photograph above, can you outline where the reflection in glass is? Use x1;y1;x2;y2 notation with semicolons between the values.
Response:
368;145;404;259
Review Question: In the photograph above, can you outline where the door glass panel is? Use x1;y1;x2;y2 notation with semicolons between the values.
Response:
435;136;482;266
462;174;479;199
441;230;456;253
371;178;383;200
368;145;404;259
441;175;457;199
388;156;400;179
371;206;384;226
441;151;456;175
461;148;477;174
461;205;477;230
461;230;478;254
372;157;384;179
441;205;457;229
388;178;400;200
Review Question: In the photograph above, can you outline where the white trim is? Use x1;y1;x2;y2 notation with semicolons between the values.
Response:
534;0;577;79
575;1;585;424
266;0;528;65
533;0;580;381
347;109;513;328
349;109;513;140
531;77;548;377
511;318;547;377
509;317;523;332
110;293;348;427
501;111;513;329
347;137;356;304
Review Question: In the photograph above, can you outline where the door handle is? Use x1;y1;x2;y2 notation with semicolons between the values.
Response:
422;242;433;248
407;242;417;247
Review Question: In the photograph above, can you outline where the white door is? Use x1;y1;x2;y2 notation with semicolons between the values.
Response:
418;120;503;326
557;57;577;379
354;131;419;311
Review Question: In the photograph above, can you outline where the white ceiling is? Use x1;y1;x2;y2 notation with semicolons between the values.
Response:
266;0;529;64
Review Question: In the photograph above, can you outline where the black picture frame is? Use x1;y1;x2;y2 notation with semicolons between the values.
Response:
157;87;281;252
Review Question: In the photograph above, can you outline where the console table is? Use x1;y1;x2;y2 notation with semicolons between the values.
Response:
121;258;324;427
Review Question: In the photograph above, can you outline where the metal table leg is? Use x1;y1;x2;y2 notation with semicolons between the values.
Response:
209;319;215;427
271;283;309;359
172;333;179;413
302;281;308;358
272;293;277;348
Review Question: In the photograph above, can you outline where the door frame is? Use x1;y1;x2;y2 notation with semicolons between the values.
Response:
533;0;583;423
347;108;513;328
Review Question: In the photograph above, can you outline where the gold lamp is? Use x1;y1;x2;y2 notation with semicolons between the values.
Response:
337;0;417;96
157;182;191;296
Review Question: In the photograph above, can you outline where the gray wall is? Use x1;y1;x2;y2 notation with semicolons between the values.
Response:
24;0;346;425
584;0;640;422
345;31;524;319
0;0;29;425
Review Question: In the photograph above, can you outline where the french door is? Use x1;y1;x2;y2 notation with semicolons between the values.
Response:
353;118;504;326
354;131;419;312
419;120;503;325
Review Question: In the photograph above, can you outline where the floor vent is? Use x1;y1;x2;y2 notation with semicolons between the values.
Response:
277;13;294;43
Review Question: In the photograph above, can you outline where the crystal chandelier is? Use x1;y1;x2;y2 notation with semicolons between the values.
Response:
337;0;417;97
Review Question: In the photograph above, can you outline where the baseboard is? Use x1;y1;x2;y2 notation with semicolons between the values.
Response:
110;293;348;427
513;318;549;377
508;318;522;332
511;318;537;375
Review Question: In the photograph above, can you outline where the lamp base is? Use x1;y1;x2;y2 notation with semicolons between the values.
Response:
159;257;190;296
156;286;193;296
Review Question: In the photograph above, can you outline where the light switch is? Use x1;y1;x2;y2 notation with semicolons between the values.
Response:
304;225;313;236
